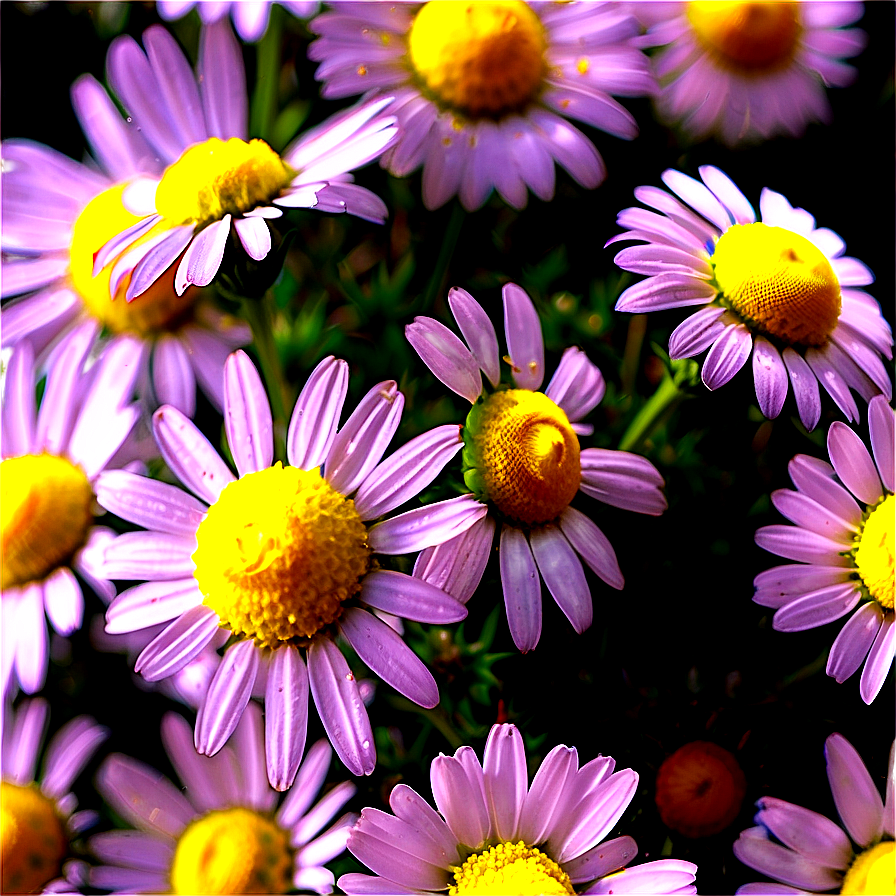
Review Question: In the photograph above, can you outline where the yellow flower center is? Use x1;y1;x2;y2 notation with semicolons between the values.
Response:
450;841;574;896
170;807;294;895
840;842;895;896
464;390;580;526
0;781;68;896
155;137;294;227
711;222;841;347
0;454;94;591
192;463;370;648
854;494;894;611
408;1;547;119
69;184;197;335
687;1;802;72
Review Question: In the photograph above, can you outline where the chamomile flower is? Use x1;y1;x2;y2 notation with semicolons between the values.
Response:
1;338;141;696
635;2;866;146
610;165;892;429
754;396;895;704
96;350;466;785
89;704;353;895
158;0;320;42
93;20;397;299
377;283;666;653
339;722;698;895
308;1;654;210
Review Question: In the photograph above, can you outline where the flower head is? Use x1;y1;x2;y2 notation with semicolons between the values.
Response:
610;166;893;429
635;2;866;145
754;395;895;704
339;722;698;895
93;21;397;299
158;0;320;42
382;283;666;652
734;733;895;895
1;698;108;894
1;338;141;696
96;350;466;784
308;1;654;210
88;703;353;895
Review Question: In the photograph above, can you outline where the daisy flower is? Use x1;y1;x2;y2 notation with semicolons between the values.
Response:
610;165;893;430
339;722;698;895
754;395;895;704
158;1;320;42
93;20;398;299
1;337;142;697
308;1;654;211
1;64;251;417
374;283;666;653
1;698;108;894
734;733;895;895
89;703;354;895
95;349;467;785
634;2;866;146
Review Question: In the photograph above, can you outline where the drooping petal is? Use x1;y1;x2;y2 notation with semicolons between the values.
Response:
701;323;753;390
557;506;624;589
783;347;822;431
529;526;593;634
860;615;895;705
868;396;895;493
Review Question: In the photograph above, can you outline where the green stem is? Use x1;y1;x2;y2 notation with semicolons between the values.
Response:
421;201;466;311
240;292;289;433
250;6;283;145
618;366;688;453
387;695;465;750
620;314;647;398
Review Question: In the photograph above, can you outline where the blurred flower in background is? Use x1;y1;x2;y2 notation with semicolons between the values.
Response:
158;0;320;42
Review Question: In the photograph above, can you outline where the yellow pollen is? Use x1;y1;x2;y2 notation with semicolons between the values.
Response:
192;463;370;647
687;1;802;72
465;390;580;526
408;1;547;118
1;781;68;895
840;842;895;896
170;807;293;895
450;841;574;896
0;454;94;591
711;222;841;347
854;494;894;611
155;137;294;227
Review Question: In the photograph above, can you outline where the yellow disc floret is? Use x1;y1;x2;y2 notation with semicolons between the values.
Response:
687;1;802;72
408;1;547;118
155;137;294;227
1;454;94;591
192;463;370;647
69;184;197;335
840;841;895;896
1;781;68;895
855;494;894;611
450;841;574;896
464;390;580;526
170;807;293;895
711;222;841;347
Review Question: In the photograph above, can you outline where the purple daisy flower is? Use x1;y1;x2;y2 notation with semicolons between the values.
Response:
93;20;397;299
339;722;698;895
1;698;108;894
1;337;142;697
734;733;895;895
610;165;893;430
89;703;354;895
633;2;866;146
754;395;894;705
308;1;654;211
375;283;667;653
158;0;320;42
95;349;467;784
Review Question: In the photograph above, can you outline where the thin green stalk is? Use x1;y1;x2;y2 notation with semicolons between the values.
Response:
421;201;466;310
387;695;465;750
250;6;283;144
240;292;289;433
620;313;647;398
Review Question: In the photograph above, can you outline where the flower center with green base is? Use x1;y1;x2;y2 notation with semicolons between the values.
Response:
687;1;802;72
0;781;68;895
70;183;198;335
408;1;547;119
711;222;841;347
169;807;294;895
854;494;894;611
192;463;370;647
0;454;94;591
155;137;294;228
840;841;895;896
463;390;580;526
450;841;574;896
